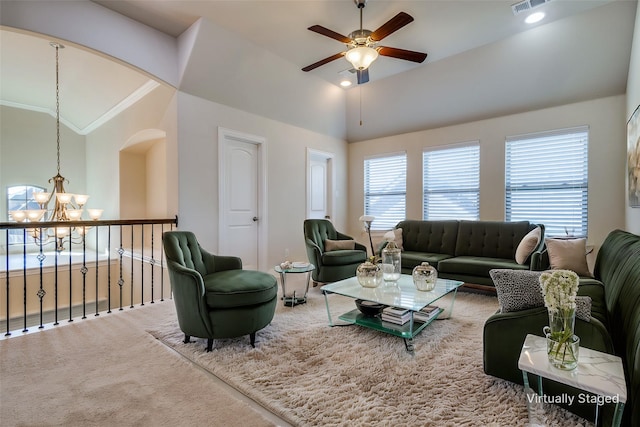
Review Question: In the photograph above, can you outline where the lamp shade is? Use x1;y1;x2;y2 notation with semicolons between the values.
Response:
359;215;375;223
345;46;378;70
56;193;74;204
33;192;51;205
74;194;89;206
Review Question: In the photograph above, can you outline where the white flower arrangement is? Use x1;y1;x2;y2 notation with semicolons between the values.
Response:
539;269;579;313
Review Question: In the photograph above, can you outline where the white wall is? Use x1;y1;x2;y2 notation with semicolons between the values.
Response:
348;95;627;254
177;91;348;268
626;4;640;234
0;106;86;216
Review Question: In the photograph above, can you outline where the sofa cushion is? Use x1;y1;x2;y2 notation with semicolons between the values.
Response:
204;270;277;309
397;220;458;255
321;249;367;266
545;238;592;277
439;256;528;279
515;226;541;264
400;251;454;271
455;220;533;259
324;239;355;251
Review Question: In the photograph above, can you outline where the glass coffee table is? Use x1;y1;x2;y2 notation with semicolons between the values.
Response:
321;275;463;352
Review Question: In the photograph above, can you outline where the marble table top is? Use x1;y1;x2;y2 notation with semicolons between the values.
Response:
518;334;627;403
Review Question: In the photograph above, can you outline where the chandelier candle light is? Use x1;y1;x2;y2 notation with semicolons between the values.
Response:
9;42;103;251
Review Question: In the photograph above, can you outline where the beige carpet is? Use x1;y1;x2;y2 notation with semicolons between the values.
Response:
0;302;278;427
150;289;591;427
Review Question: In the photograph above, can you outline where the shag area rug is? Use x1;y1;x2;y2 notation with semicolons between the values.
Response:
149;290;590;426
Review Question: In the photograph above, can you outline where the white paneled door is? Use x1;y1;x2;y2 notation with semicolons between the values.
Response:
307;149;333;220
218;128;265;271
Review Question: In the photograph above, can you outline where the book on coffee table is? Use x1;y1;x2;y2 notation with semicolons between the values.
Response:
381;307;411;325
413;305;440;323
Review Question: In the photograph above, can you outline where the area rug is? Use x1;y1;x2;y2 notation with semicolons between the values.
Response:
149;290;590;426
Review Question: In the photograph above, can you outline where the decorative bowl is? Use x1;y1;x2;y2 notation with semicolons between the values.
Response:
355;299;386;317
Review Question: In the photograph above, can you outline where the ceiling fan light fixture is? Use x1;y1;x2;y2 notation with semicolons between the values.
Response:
345;46;378;70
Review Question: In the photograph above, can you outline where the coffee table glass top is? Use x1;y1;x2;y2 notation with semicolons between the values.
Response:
321;275;463;312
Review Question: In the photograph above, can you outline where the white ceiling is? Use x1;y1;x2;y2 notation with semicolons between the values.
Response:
1;0;636;142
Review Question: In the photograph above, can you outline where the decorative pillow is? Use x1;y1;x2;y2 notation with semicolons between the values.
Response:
545;238;593;277
490;269;544;313
324;239;355;252
382;228;403;250
515;226;541;264
575;296;592;322
490;269;593;321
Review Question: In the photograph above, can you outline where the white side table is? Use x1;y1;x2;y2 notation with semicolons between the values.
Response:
274;263;315;307
518;334;627;426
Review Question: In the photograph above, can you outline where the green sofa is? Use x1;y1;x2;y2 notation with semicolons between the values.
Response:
387;220;545;288
483;229;640;426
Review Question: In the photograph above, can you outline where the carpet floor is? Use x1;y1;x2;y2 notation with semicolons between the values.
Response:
150;287;592;427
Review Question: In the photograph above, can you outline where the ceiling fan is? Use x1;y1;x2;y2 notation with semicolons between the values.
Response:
302;0;428;85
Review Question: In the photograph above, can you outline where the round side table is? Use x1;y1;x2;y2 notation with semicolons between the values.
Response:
274;263;315;307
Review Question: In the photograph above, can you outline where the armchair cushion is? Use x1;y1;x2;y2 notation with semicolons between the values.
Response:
204;270;277;309
321;249;367;266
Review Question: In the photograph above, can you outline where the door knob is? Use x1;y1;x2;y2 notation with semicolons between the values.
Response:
252;216;259;222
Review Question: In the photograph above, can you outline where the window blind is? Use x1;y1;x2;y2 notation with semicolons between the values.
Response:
364;153;406;230
505;127;588;237
423;143;479;220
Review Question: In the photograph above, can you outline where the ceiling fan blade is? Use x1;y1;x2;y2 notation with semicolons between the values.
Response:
308;25;352;44
370;12;414;42
302;52;346;72
357;69;369;85
378;46;427;63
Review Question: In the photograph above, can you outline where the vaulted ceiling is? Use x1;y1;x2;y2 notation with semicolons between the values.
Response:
1;0;636;142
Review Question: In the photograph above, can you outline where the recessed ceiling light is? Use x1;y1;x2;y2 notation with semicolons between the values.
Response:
340;80;352;87
525;12;545;24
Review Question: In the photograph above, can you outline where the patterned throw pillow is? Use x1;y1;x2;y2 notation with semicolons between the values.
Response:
490;269;544;312
490;268;592;321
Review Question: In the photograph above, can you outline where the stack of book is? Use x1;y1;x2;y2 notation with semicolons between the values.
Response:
381;307;411;325
413;305;440;323
381;305;441;325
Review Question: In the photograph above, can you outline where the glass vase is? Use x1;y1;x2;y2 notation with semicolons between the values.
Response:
381;241;401;283
543;308;579;370
412;262;437;291
356;260;382;288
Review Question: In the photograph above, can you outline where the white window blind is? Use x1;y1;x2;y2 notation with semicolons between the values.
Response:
423;143;479;220
364;153;406;230
505;127;588;237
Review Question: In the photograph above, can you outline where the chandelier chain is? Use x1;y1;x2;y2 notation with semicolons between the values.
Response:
55;44;61;176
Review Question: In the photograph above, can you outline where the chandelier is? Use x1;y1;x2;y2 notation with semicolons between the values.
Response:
9;42;103;251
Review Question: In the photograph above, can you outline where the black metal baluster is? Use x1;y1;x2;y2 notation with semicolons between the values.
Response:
21;229;27;333
4;229;10;336
81;231;87;319
140;224;144;306
94;228;99;317
130;225;134;309
37;227;46;329
107;226;111;313
68;236;73;322
150;224;154;304
118;225;124;311
54;237;59;326
160;224;164;302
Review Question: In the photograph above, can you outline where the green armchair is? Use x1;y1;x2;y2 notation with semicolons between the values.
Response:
162;231;277;351
303;219;367;284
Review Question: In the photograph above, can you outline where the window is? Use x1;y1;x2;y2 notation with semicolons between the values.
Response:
364;153;406;230
505;127;588;237
423;143;479;220
6;184;46;245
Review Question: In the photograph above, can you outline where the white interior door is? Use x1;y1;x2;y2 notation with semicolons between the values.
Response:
307;149;333;220
219;128;266;270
